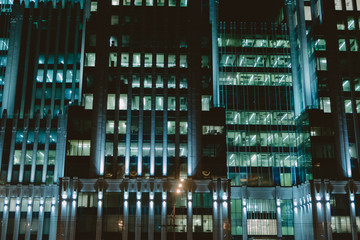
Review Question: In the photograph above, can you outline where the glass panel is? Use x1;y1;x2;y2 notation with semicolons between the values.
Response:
346;0;354;10
339;39;346;51
133;53;141;67
156;54;164;68
350;39;358;51
348;17;355;30
156;96;164;110
335;0;343;10
168;55;176;68
144;53;152;67
121;53;129;67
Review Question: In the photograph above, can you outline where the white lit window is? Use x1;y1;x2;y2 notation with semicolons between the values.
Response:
335;0;343;10
84;94;93;110
107;94;116;110
317;57;327;71
134;0;142;6
121;53;129;67
90;1;97;12
156;96;164;110
144;53;152;67
109;52;117;67
156;54;164;68
304;6;312;20
123;0;130;5
133;53;141;67
201;95;211;111
146;0;153;6
357;0;360;10
337;21;346;30
68;140;91;156
345;99;353;113
320;97;331;113
112;0;119;5
346;0;354;10
85;53;96;67
119;94;127;110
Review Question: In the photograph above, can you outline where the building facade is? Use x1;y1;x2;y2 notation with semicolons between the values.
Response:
0;0;360;239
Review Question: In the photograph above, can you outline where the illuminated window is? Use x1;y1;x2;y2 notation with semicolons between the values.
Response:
156;76;164;88
335;0;343;10
337;21;345;30
90;1;97;12
320;97;331;113
146;0;153;6
357;0;360;10
169;0;176;6
180;0;187;7
110;36;118;47
168;54;176;68
348;17;355;30
316;57;327;71
168;76;176;88
85;53;96;67
68;140;91;156
314;39;326;51
84;94;93;109
168;121;175;134
345;99;353;113
180;55;187;68
342;80;351;91
180;122;187;134
350;38;358;51
134;0;142;6
202;95;211;111
157;0;164;6
107;94;116;110
119;94;127;110
355;78;360;91
168;97;176;111
144;53;152;67
121;53;129;67
109;53;117;67
133;53;141;67
123;0;130;5
339;39;347;51
304;6;312;20
144;75;152;88
156;96;164;110
346;0;354;10
156;54;164;68
112;0;119;5
143;96;152;110
180;97;187;111
132;96;139;110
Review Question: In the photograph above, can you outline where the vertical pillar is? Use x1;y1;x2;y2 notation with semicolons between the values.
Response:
209;0;220;107
2;4;24;116
349;186;358;240
221;198;230;240
125;76;133;176
123;192;129;240
30;113;40;183
7;113;19;183
95;196;103;240
54;112;67;182
42;114;51;183
276;199;283;238
37;198;45;240
213;199;219;240
0;111;8;173
293;200;303;240
242;198;248;240
135;192;142;240
48;197;57;240
12;198;21;240
161;192;167;240
1;197;9;240
19;115;29;183
24;197;33;240
148;192;154;240
187;193;193;240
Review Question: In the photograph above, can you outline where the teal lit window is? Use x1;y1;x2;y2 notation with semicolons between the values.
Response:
350;39;358;51
168;54;176;68
134;0;142;6
132;96;139;110
180;0;187;7
123;0;130;5
155;96;164;110
316;57;327;71
156;76;164;88
156;54;164;68
168;97;176;111
144;53;152;67
143;96;152;110
109;53;117;67
345;99;353;113
121;53;129;67
168;76;176;88
144;75;152;88
319;97;331;113
146;0;153;6
342;80;351;91
337;21;345;30
346;0;354;10
348;17;355;30
90;1;97;12
111;15;119;25
85;53;96;67
157;0;164;6
133;53;141;67
314;38;326;51
169;0;176;6
339;39;347;51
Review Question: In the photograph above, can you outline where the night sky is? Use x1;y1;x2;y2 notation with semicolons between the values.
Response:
219;0;285;22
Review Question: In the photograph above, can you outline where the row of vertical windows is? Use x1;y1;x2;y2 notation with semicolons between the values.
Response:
227;152;297;168
13;150;55;165
227;131;297;147
38;54;80;65
218;37;290;48
15;131;57;144
344;99;360;113
36;70;80;83
220;72;292;86
109;53;188;68
226;111;295;125
111;0;187;7
105;142;188;157
335;0;360;11
220;54;291;68
337;17;359;30
338;38;359;51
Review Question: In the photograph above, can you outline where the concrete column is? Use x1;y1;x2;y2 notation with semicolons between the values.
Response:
213;200;219;240
36;199;45;240
221;199;230;240
95;198;103;240
293;202;303;240
125;77;132;176
135;193;142;240
12;198;21;240
242;198;248;240
2;4;24;116
42;115;51;183
48;198;58;240
123;195;129;240
187;196;193;240
349;193;358;240
54;112;67;182
19;115;29;183
325;201;333;240
7;114;19;183
161;193;167;240
0;112;8;173
24;197;33;240
148;193;154;240
69;200;77;240
1;198;9;240
276;198;282;238
30;113;40;183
